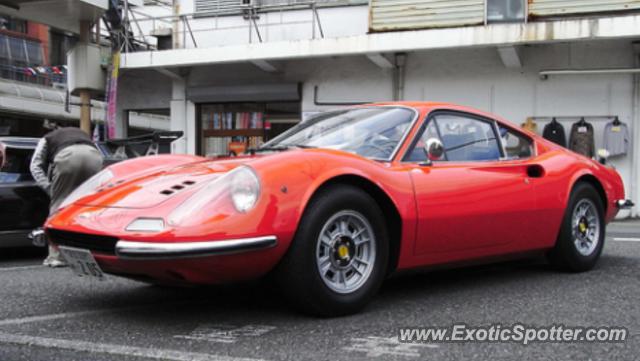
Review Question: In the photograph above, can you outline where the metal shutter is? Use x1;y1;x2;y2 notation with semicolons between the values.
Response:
369;0;485;32
529;0;640;17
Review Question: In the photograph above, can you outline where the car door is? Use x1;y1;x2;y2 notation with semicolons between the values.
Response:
404;111;540;256
0;146;49;233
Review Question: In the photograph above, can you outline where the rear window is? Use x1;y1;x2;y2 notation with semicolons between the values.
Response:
0;147;35;183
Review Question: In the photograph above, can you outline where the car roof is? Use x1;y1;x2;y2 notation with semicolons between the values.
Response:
0;137;40;149
367;101;524;131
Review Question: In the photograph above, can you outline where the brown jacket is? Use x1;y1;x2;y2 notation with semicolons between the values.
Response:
569;121;595;158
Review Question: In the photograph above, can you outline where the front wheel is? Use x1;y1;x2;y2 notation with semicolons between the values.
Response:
276;185;389;317
547;183;606;272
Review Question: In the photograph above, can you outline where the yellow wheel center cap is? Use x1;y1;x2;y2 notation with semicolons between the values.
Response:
338;245;350;259
579;223;587;233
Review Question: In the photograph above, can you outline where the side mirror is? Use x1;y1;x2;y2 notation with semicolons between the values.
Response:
423;138;445;162
597;149;609;165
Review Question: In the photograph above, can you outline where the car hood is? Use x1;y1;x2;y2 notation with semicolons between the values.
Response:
76;160;246;209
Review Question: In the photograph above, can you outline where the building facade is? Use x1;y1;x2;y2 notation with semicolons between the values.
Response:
0;8;167;138
117;0;640;218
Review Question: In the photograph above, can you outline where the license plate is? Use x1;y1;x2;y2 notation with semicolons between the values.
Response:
59;246;105;280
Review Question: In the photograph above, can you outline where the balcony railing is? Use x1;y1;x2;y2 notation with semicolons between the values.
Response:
0;32;65;88
0;63;67;88
118;0;365;52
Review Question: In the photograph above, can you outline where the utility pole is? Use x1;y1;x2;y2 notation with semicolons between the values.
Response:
78;20;92;134
173;0;181;49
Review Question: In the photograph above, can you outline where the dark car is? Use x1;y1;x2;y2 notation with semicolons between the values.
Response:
0;137;50;248
0;132;183;248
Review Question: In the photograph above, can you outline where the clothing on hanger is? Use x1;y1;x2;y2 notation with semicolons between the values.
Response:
521;118;538;133
569;118;595;158
542;117;567;147
603;117;629;157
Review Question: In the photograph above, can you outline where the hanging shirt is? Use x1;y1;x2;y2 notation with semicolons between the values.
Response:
603;121;630;157
542;121;567;147
569;122;595;158
521;120;538;133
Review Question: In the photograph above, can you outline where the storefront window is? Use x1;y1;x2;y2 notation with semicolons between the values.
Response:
487;0;525;23
199;101;299;157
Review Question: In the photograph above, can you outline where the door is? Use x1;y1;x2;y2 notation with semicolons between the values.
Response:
0;146;49;232
404;112;540;255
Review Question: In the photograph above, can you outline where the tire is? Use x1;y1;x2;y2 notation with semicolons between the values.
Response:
276;185;389;317
547;182;606;272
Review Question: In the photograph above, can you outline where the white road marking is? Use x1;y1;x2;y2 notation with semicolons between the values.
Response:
0;308;127;327
175;324;276;343
0;332;265;361
343;336;438;358
0;265;43;272
0;299;218;327
613;237;640;242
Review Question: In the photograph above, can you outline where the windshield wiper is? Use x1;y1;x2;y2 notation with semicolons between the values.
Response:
248;144;316;153
284;144;316;149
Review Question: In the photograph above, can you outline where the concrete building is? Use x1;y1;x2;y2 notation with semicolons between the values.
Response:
110;1;640;218
0;0;165;137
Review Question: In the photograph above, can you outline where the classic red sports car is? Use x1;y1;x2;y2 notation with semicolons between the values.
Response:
46;102;630;316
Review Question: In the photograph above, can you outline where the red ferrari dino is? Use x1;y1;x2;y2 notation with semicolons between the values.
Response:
46;102;630;316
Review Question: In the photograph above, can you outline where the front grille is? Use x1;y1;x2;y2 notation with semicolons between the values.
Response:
47;229;118;255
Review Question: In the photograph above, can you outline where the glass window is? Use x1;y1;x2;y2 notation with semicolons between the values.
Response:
499;126;533;159
405;113;502;162
25;40;42;65
265;107;415;161
8;37;26;62
0;147;34;183
487;0;525;23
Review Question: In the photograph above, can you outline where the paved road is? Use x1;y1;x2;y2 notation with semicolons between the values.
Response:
1;222;639;361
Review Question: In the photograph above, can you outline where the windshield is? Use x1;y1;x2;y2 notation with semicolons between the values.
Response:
264;107;416;160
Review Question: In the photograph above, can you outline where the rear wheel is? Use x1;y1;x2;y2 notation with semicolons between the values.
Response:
548;182;605;272
276;185;388;316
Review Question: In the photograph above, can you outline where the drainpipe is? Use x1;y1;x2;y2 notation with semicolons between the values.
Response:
631;43;640;217
393;53;407;101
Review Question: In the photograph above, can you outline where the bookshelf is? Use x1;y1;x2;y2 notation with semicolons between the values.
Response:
200;104;268;156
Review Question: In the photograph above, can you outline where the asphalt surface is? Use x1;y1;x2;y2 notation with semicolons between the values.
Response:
0;222;639;361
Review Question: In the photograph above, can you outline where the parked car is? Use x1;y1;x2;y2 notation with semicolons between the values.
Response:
0;137;49;248
45;103;630;316
0;131;183;249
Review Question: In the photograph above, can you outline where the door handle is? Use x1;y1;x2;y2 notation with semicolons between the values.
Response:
526;164;545;178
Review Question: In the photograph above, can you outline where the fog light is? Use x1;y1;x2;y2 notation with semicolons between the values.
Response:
126;218;165;232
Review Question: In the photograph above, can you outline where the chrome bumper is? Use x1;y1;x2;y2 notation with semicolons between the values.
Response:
616;199;635;209
115;236;277;260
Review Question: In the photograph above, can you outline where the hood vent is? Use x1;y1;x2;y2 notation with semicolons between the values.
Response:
160;180;196;196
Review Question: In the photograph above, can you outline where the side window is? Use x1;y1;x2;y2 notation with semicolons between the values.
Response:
405;113;502;162
404;121;439;162
437;114;501;161
499;126;533;159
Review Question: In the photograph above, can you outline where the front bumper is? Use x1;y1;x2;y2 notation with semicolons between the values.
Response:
114;236;278;260
616;199;635;210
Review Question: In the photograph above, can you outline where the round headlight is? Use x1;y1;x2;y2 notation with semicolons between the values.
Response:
230;166;261;213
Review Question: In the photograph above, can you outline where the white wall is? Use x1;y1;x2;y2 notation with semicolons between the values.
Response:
134;3;369;48
117;39;638;217
299;40;636;217
116;69;173;137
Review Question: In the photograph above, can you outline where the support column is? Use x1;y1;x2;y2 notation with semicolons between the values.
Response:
170;78;196;154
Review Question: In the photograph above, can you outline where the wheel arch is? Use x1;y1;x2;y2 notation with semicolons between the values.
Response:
306;174;403;276
571;174;608;214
